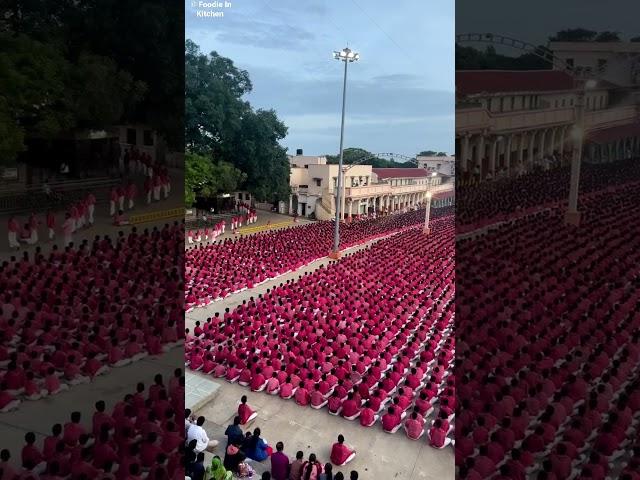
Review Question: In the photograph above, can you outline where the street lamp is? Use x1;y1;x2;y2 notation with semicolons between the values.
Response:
330;47;360;259
424;191;432;235
565;78;597;226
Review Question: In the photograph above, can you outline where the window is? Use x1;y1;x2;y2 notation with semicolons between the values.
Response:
315;179;321;187
561;99;566;107
510;97;515;110
566;58;574;68
126;128;137;145
143;130;154;146
245;193;250;200
597;59;607;70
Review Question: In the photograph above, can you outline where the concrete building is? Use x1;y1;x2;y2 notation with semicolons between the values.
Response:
455;41;640;182
417;155;456;176
288;153;453;220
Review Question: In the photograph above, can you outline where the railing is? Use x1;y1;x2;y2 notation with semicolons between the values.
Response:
457;104;639;135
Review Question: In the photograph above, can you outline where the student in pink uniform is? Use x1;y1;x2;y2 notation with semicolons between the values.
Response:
127;181;137;210
62;213;74;247
330;435;356;466
8;216;20;249
46;211;55;241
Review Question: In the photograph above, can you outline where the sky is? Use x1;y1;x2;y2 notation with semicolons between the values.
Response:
457;0;640;53
185;0;454;158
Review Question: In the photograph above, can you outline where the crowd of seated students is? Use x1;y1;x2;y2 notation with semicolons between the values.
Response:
185;207;454;310
456;158;640;231
0;369;184;479
185;215;455;448
0;222;184;413
456;183;640;478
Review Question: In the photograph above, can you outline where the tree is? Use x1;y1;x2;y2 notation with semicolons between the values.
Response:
549;28;597;42
419;150;437;156
185;41;291;202
185;152;246;206
595;31;621;42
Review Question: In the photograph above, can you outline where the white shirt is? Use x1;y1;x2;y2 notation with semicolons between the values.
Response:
187;424;210;452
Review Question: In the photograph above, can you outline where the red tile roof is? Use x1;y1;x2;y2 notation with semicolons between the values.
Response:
372;168;430;179
457;70;576;96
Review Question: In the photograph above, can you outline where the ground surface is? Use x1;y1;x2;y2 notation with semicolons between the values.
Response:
185;228;455;480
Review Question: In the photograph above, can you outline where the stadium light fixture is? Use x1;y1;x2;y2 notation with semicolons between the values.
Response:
330;47;360;259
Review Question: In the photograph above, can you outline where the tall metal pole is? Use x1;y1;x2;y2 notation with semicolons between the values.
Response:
424;193;432;234
331;56;349;257
565;89;585;226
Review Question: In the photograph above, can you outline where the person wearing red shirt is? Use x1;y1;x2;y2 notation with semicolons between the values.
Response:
429;419;451;449
404;412;424;440
295;382;310;407
21;432;44;471
126;181;137;210
63;411;85;446
330;435;356;466
381;406;401;433
43;424;63;458
238;395;257;424
7;216;20;249
250;368;267;392
359;402;376;427
341;393;360;419
46;211;55;241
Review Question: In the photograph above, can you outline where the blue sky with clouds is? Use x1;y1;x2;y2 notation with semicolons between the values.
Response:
185;0;454;157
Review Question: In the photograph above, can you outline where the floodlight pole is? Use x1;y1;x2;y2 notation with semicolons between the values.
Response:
565;88;586;226
424;192;432;235
331;48;358;259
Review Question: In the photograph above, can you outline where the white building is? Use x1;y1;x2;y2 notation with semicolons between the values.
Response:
288;153;453;220
456;41;640;181
417;155;456;176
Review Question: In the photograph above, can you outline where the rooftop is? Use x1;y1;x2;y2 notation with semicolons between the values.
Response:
456;70;576;96
372;168;431;179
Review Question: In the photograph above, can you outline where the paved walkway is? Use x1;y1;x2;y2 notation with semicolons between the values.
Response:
186;226;454;479
0;169;184;259
0;347;182;466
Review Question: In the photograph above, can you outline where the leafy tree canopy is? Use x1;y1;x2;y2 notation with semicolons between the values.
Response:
185;152;246;206
185;40;291;203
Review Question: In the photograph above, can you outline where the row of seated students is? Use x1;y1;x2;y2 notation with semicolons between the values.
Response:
456;158;640;231
186;217;456;448
185;206;454;309
0;369;184;480
0;222;184;413
456;182;640;478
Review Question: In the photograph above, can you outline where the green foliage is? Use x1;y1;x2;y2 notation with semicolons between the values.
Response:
594;31;621;42
550;28;598;42
185;41;291;203
0;0;184;164
185;153;246;206
419;151;448;157
456;44;551;71
325;148;415;168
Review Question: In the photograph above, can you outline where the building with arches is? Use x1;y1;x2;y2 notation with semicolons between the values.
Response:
455;41;640;182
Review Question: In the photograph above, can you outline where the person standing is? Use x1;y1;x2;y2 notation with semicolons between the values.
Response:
109;187;118;216
8;216;22;248
46;211;55;241
86;192;96;225
62;213;74;247
144;177;152;205
270;441;289;480
28;213;39;244
127;181;137;210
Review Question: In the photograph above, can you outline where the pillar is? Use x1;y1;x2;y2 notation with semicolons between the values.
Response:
505;134;513;175
489;138;498;177
528;131;536;171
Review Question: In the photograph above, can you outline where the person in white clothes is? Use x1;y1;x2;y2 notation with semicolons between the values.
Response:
186;416;219;453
